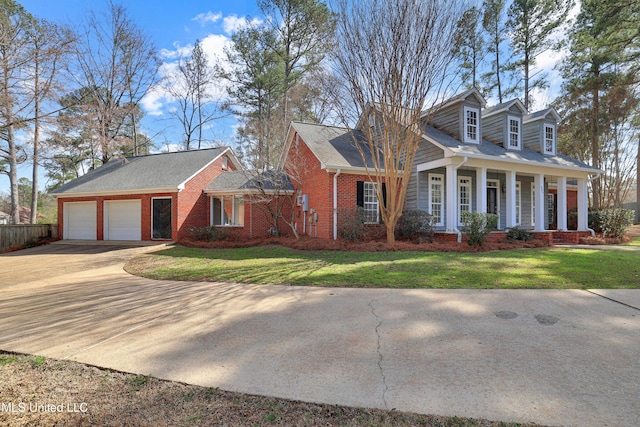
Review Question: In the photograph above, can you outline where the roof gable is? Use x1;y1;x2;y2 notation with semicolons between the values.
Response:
523;108;561;123
52;147;233;196
285;122;379;170
482;99;528;118
422;87;487;117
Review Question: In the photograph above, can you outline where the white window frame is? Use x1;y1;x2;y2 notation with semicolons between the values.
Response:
507;116;521;150
211;195;244;226
515;181;522;226
544;123;556;155
458;176;472;224
363;182;379;224
463;106;480;144
531;182;536;227
429;173;444;227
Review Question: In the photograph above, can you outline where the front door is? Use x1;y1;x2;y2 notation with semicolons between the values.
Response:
152;198;172;239
486;179;500;229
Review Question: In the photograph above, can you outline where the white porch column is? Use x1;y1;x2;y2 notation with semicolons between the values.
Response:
505;170;516;229
476;167;487;214
445;163;458;232
557;176;568;231
577;177;589;231
534;174;545;232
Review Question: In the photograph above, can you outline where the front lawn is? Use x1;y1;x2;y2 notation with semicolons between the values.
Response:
126;245;640;289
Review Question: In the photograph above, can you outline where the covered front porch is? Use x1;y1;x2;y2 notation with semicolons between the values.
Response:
413;155;597;238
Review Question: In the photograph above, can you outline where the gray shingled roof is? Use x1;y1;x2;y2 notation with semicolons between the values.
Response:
290;122;379;169
52;148;228;195
205;170;294;193
423;125;597;171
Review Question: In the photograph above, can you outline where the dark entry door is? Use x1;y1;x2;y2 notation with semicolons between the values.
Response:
487;187;498;214
152;198;172;239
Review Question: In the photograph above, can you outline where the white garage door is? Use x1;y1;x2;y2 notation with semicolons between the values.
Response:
104;200;141;241
64;202;97;240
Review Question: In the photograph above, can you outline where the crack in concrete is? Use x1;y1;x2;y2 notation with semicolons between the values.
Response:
368;298;389;410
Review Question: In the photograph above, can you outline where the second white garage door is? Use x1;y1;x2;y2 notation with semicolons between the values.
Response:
104;200;141;240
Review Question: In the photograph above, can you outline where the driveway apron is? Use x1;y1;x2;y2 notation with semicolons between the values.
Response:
0;244;639;427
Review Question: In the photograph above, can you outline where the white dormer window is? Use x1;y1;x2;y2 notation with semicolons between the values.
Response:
544;124;556;155
508;116;521;150
222;156;228;170
464;107;479;144
368;113;376;128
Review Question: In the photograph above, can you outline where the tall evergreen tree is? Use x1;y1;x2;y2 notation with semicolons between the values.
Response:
558;0;640;208
454;6;486;90
506;0;573;110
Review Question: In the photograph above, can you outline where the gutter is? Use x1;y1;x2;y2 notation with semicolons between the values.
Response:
333;169;341;240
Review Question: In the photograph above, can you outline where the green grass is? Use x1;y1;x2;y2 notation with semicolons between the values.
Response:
128;245;640;289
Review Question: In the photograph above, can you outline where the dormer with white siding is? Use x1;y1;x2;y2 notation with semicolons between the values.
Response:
481;99;528;151
523;108;561;156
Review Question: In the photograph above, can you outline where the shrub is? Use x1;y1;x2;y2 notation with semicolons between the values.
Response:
588;209;603;233
395;209;434;243
188;226;231;242
338;207;366;241
598;208;634;238
507;226;534;241
460;212;498;246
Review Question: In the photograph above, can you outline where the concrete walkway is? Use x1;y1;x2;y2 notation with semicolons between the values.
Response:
0;244;639;427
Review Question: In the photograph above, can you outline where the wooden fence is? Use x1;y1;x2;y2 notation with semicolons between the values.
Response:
0;224;57;253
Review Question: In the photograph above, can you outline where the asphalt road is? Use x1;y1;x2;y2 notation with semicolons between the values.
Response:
1;243;639;426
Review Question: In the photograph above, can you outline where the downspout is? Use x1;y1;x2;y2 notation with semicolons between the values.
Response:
333;169;341;240
454;157;468;243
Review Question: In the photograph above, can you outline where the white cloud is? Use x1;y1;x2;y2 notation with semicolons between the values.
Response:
222;15;262;35
192;11;222;26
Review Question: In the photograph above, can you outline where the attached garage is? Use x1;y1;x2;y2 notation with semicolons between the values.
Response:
104;200;142;241
64;202;97;240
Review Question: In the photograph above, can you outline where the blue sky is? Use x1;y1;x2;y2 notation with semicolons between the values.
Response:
3;0;263;194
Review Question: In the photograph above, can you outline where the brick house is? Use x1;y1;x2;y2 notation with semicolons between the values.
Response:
52;148;244;242
281;88;601;241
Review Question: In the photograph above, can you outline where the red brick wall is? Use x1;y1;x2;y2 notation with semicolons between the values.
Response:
176;154;236;240
57;152;236;241
284;131;386;240
57;193;176;240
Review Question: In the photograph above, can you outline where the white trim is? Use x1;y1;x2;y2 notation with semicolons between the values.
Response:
507;115;522;150
543;123;556;155
463;106;480;144
180;147;237;189
531;182;536;228
515;181;521;226
363;181;380;224
482;99;528;119
151;196;173;240
428;173;445;227
53;187;179;198
458;176;472;225
210;194;245;226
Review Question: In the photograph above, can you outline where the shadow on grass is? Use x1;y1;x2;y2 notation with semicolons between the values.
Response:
133;246;640;289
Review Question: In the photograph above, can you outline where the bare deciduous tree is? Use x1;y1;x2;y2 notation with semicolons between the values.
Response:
73;1;159;163
166;40;224;150
333;0;463;244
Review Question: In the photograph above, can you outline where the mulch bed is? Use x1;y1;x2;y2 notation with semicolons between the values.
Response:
180;235;550;253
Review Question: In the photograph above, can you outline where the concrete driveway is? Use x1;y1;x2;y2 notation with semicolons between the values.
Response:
1;243;639;427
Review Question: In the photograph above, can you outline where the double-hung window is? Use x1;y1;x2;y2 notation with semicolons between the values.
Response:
458;176;471;224
464;107;479;144
363;182;379;224
544;124;556;155
508;116;521;150
212;195;244;226
429;174;444;226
